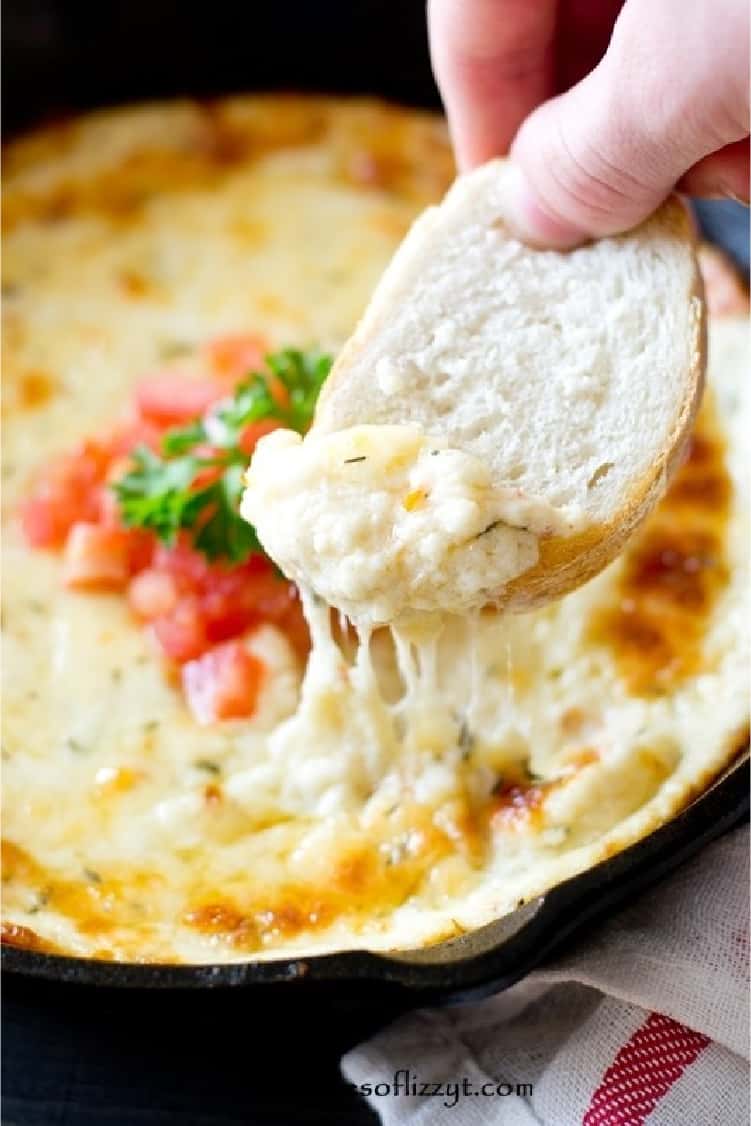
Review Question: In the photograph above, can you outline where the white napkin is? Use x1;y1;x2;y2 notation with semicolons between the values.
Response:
342;827;749;1125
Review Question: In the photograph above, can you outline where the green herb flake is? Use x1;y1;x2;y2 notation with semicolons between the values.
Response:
161;419;207;456
65;737;89;754
158;340;193;360
193;759;221;776
458;720;475;760
83;868;102;884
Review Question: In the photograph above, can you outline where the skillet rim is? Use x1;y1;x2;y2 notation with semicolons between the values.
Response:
3;749;747;999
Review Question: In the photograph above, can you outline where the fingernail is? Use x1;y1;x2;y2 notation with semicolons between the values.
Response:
505;164;589;250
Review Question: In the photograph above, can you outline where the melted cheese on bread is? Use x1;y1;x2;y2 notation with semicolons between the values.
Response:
242;423;579;628
2;98;748;963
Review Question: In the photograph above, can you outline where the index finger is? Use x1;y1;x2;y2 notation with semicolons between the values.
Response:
428;0;558;169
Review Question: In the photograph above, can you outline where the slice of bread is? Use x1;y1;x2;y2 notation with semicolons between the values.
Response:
314;158;706;611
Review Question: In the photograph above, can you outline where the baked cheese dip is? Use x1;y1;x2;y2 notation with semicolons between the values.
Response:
2;97;749;964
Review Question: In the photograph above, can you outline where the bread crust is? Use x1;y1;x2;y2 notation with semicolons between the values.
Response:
316;184;708;612
502;214;707;610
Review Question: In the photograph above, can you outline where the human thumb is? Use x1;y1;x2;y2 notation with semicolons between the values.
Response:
508;0;749;247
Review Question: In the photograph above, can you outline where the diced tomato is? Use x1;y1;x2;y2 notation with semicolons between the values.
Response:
62;523;132;590
20;441;111;548
93;471;155;570
199;570;255;642
104;417;165;458
242;551;274;577
96;483;121;527
151;597;208;662
128;568;179;619
266;375;290;411
72;439;112;480
204;333;267;387
135;373;224;426
21;334;311;692
20;496;70;549
126;528;157;574
201;605;253;644
196;563;292;643
251;575;300;621
238;418;283;456
152;538;211;590
144;546;296;658
182;640;265;724
98;460;132;526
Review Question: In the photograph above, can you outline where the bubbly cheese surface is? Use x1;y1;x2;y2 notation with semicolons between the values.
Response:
242;423;578;626
1;98;748;965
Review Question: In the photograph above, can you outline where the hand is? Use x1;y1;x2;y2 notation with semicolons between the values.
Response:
429;0;750;246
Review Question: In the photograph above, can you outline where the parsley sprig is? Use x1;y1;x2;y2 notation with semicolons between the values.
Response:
112;348;332;563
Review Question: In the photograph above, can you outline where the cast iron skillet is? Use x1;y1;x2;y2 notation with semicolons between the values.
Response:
3;750;748;1000
2;0;749;1002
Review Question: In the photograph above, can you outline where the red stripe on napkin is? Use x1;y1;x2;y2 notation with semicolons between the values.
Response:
583;1011;710;1125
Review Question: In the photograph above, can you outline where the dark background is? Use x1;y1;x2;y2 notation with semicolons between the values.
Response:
2;0;441;134
2;3;748;1125
3;0;748;269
